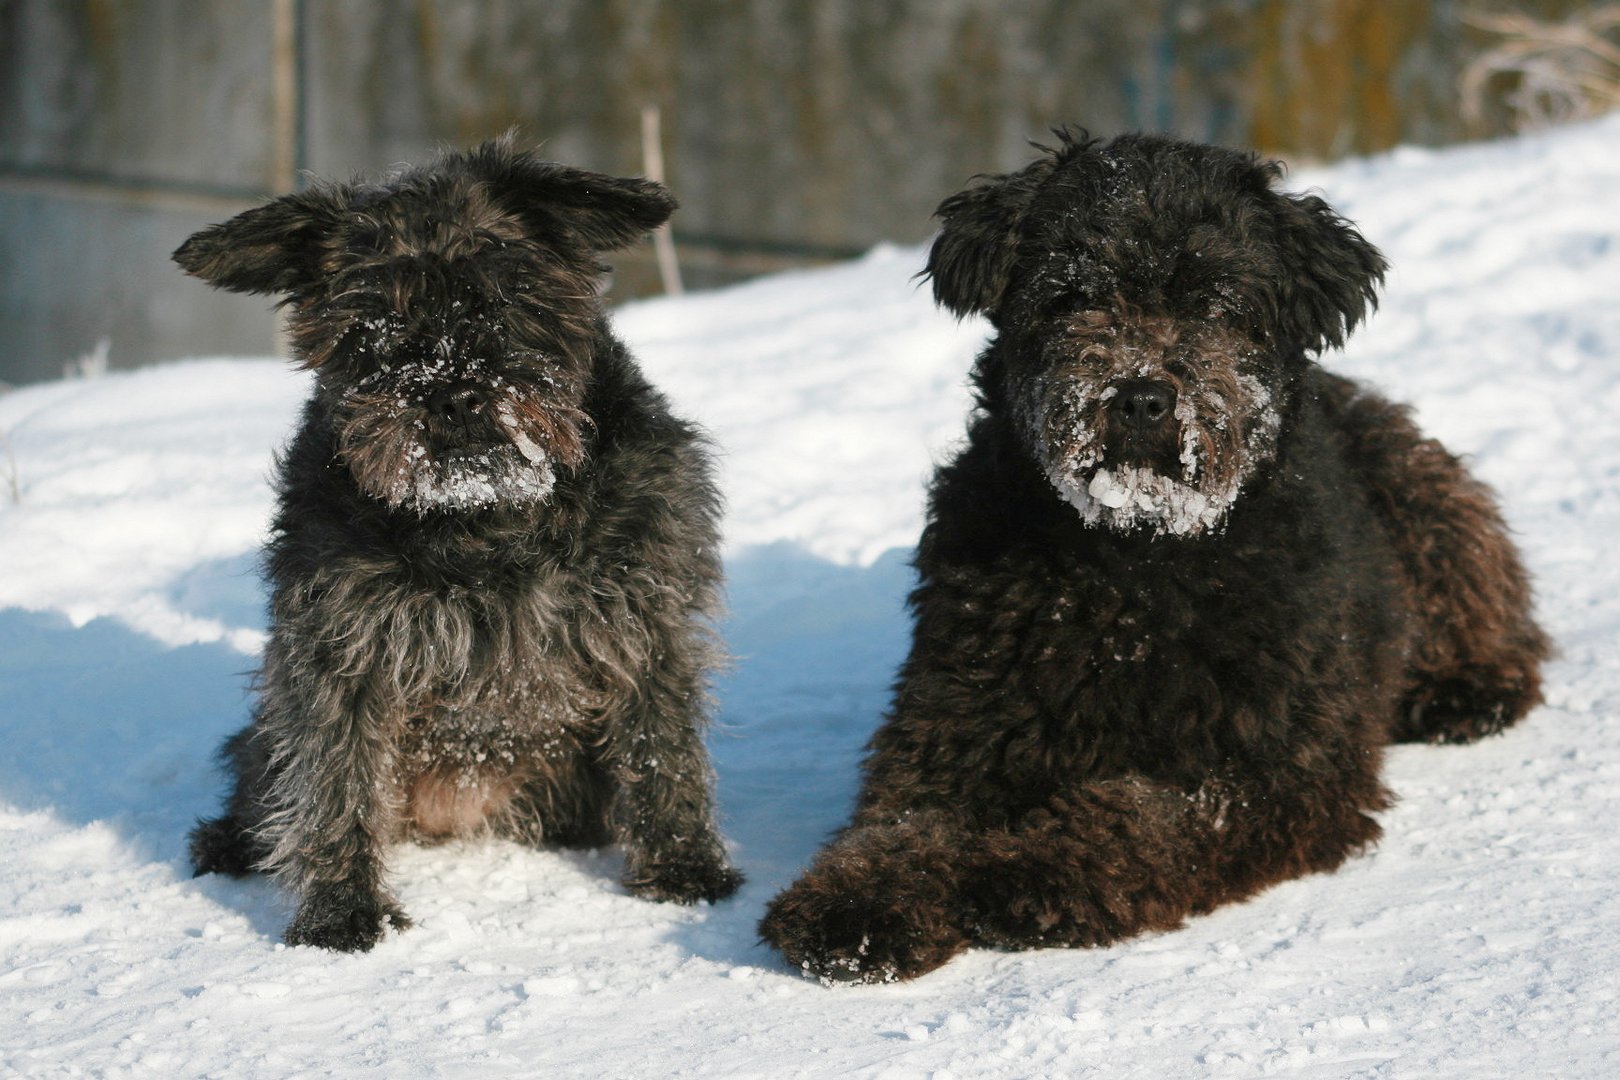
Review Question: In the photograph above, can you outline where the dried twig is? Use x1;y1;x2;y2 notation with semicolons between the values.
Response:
641;104;684;297
1461;6;1620;131
63;337;110;380
0;429;20;505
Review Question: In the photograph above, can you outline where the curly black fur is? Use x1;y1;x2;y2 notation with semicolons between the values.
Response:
760;131;1548;984
178;140;741;952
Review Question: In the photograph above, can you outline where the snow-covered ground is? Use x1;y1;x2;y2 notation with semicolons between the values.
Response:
2;114;1618;1078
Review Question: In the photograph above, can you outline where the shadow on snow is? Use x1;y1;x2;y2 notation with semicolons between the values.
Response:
0;540;918;967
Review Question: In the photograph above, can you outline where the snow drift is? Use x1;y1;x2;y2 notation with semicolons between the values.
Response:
2;114;1619;1077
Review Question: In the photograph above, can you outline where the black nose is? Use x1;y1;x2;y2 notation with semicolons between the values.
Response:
427;385;487;425
1112;379;1176;430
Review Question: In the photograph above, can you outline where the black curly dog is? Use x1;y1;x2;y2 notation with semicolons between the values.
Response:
179;141;741;951
761;130;1548;983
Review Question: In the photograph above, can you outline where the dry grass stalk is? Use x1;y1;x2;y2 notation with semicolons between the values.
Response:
1461;6;1620;131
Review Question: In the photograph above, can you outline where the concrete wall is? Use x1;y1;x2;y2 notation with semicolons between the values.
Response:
1;0;291;383
0;0;1587;384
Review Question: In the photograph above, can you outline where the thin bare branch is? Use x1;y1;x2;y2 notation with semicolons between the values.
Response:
1460;4;1620;131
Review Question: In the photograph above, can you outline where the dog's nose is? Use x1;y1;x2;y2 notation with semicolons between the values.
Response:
427;385;487;425
1112;380;1176;430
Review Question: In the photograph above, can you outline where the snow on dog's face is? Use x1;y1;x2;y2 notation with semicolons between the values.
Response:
924;129;1386;536
315;289;584;513
1010;304;1280;536
286;213;599;514
174;140;675;513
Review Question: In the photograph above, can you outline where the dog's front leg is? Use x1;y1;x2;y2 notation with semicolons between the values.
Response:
256;645;409;952
959;766;1388;953
763;762;1388;983
759;809;975;984
600;647;742;905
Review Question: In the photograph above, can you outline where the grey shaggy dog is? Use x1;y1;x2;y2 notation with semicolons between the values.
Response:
177;141;742;952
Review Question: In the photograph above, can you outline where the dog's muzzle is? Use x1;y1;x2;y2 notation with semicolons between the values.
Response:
1111;379;1176;432
427;383;489;428
423;382;507;457
1098;378;1184;474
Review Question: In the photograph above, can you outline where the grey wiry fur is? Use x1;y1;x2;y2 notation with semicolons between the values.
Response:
178;140;741;951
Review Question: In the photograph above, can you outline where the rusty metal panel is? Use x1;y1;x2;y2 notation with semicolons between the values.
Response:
297;0;1594;256
0;0;1606;383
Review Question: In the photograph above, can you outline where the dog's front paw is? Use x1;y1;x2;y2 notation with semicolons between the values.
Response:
1399;676;1536;745
285;883;411;952
758;875;967;986
625;851;743;905
188;815;262;878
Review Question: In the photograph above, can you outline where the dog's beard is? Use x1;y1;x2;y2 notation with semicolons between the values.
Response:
1025;371;1279;537
398;436;557;512
335;379;583;514
1058;463;1233;536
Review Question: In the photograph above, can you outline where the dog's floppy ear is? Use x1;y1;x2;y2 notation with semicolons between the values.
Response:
925;161;1052;318
1270;192;1387;352
466;141;676;253
173;188;346;295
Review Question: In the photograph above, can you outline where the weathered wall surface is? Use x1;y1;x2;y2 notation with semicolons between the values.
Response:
0;0;1590;383
1;1;292;382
